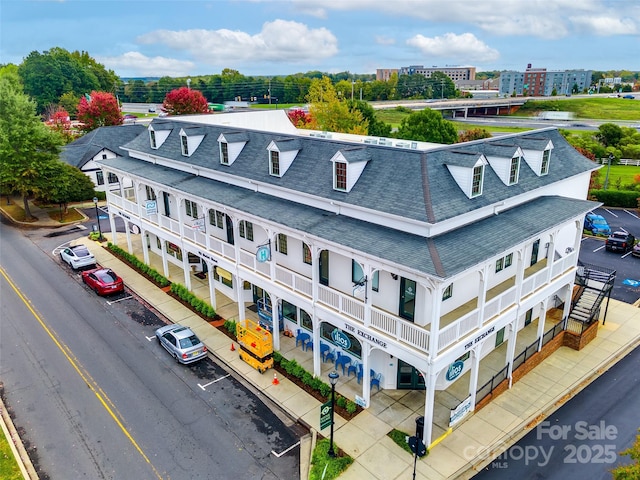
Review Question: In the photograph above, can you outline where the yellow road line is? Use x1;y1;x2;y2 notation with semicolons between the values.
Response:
0;267;164;480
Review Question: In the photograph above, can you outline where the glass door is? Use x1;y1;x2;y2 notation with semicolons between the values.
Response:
397;360;425;390
399;277;416;321
319;250;329;286
530;239;540;266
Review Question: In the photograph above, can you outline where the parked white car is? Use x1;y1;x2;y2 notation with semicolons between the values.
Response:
60;245;96;270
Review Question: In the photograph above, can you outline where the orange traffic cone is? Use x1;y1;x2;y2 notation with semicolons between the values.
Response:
230;343;235;351
272;373;279;385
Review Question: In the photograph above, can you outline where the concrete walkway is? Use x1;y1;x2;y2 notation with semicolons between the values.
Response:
78;239;640;480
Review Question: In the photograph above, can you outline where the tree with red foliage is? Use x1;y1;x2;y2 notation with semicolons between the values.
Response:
77;91;122;132
287;108;313;128
45;107;75;143
162;87;209;116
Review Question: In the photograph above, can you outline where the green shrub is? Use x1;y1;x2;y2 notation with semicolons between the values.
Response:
336;396;347;408
284;359;299;375
319;382;331;398
346;401;357;415
302;372;313;386
273;351;282;364
589;189;640;208
292;364;305;379
224;320;237;336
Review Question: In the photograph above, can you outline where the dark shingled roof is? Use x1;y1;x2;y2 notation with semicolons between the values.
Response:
61;124;146;169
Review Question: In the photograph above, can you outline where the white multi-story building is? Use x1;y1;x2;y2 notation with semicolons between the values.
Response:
98;111;598;445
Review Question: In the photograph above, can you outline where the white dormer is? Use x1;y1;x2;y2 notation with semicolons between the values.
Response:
179;127;205;157
148;124;172;149
330;147;371;193
217;132;248;166
266;138;300;177
518;137;554;176
444;151;488;198
482;144;524;186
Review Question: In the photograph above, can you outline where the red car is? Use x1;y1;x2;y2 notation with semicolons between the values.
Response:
81;268;124;295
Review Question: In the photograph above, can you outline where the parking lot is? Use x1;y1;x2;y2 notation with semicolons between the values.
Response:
579;206;640;304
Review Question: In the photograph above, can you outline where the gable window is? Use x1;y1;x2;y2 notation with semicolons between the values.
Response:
442;283;453;301
269;151;280;176
107;173;118;184
302;243;312;265
509;156;520;184
180;134;189;156
150;130;157;149
495;258;504;272
277;233;288;254
96;171;104;185
541;149;550;174
239;221;254;241
220;142;229;165
471;165;483;196
185;199;198;219
335;161;347;191
102;153;107;160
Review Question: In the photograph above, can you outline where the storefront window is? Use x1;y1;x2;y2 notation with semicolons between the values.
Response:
320;322;361;358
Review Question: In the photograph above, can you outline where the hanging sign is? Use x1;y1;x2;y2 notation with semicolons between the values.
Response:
256;245;271;263
145;200;157;215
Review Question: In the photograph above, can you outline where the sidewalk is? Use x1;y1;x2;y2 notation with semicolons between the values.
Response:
78;240;640;480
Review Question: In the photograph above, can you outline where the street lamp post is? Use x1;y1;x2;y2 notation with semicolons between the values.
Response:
603;153;614;190
327;370;339;457
93;196;103;241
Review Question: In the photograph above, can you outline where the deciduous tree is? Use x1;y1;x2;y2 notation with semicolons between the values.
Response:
0;75;63;219
394;109;458;144
45;107;75;143
458;128;492;143
612;428;640;480
77;91;122;132
162;87;209;116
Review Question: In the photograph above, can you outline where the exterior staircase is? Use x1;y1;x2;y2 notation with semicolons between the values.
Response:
566;263;616;334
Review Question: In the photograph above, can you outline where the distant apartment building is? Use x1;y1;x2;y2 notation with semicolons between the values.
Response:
399;65;476;82
499;64;593;97
376;69;399;81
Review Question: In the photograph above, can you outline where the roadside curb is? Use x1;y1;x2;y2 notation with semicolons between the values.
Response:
0;392;38;480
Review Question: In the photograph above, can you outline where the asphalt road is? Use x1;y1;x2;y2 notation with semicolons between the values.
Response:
0;221;302;479
472;345;640;479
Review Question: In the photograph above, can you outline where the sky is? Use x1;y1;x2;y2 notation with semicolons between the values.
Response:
1;0;638;78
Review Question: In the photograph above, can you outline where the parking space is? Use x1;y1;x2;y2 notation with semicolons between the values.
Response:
580;206;640;304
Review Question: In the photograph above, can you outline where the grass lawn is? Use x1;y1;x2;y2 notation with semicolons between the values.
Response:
515;97;640;121
0;434;23;480
594;164;640;187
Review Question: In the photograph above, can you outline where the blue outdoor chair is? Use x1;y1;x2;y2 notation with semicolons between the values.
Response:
371;373;382;391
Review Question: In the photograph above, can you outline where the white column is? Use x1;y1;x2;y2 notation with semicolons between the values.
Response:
428;285;443;357
141;230;150;266
235;273;246;322
271;295;280;351
477;266;488;327
207;261;217;310
506;319;519;388
423;369;437;447
161;241;169;279
537;299;549;351
468;348;482;408
360;343;371;407
124;223;133;254
108;213;117;245
181;249;191;291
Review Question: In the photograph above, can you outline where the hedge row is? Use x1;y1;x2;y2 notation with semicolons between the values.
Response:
589;189;640;208
106;243;170;287
170;282;217;319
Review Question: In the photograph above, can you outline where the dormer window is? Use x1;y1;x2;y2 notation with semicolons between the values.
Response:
181;134;189;156
471;165;484;197
270;151;280;176
148;123;171;149
266;138;300;177
541;149;550;174
509;156;520;184
329;147;370;193
335;161;347;191
150;130;157;149
220;142;229;165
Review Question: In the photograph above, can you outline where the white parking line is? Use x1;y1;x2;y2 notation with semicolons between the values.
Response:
624;209;639;219
106;295;133;305
198;374;230;390
271;441;301;458
146;335;156;342
593;245;605;252
604;208;618;217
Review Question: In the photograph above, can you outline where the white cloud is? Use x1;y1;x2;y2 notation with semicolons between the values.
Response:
375;35;396;46
569;15;638;35
293;0;638;39
137;20;338;66
407;33;500;63
97;51;195;77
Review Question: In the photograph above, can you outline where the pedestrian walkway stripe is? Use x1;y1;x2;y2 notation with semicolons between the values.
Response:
271;441;301;457
198;374;230;390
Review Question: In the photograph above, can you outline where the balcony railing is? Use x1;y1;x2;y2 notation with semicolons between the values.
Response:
318;284;365;322
370;307;430;352
274;265;313;298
